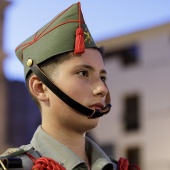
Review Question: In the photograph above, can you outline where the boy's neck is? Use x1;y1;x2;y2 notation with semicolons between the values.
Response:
41;123;90;165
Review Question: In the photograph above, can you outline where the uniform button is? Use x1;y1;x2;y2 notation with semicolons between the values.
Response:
27;59;33;67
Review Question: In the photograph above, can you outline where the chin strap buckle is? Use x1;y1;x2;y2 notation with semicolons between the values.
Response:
87;109;96;119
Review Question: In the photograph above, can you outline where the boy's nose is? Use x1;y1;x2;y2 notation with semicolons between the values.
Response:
93;80;108;98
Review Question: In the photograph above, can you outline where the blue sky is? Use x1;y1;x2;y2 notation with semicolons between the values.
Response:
3;0;170;80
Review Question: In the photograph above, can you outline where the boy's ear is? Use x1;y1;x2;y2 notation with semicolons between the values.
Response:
29;75;48;101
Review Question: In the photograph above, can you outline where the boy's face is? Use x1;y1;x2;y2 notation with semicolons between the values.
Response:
43;48;108;132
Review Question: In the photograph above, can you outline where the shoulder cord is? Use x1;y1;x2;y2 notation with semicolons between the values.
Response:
26;153;140;170
25;153;66;170
118;157;140;170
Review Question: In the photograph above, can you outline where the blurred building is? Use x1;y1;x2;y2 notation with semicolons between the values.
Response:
91;23;170;170
0;0;40;153
0;0;9;154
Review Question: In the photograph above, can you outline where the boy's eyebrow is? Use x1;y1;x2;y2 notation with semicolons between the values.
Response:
75;64;107;75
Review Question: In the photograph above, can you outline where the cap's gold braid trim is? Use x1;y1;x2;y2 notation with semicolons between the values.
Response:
15;3;85;61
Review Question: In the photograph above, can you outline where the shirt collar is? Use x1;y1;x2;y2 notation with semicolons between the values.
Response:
85;137;116;169
30;126;116;170
31;126;83;169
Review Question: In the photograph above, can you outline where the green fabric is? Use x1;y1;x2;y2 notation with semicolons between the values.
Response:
0;148;25;159
15;2;97;77
0;126;117;169
28;126;116;170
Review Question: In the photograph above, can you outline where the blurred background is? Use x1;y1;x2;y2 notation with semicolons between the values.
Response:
0;0;170;169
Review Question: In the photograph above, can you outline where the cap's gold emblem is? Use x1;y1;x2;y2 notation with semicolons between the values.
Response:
84;31;92;44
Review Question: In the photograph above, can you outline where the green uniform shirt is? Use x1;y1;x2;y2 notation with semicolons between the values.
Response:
20;126;117;170
0;126;118;169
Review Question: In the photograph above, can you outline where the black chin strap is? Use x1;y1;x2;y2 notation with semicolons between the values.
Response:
28;59;111;118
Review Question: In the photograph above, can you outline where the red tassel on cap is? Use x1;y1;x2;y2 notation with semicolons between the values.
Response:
74;27;85;54
74;2;85;54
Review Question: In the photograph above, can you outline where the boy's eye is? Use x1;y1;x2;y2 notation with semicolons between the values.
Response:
100;76;107;82
78;71;88;77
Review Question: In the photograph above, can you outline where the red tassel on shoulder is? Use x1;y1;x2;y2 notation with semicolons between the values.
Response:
118;157;129;170
118;157;141;170
26;153;66;170
74;27;85;54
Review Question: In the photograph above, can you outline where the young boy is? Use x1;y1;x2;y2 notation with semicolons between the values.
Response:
0;2;140;170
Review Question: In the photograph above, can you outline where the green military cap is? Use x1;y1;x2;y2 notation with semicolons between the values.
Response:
15;2;97;78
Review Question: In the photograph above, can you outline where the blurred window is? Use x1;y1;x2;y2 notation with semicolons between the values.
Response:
126;147;140;166
119;46;139;66
123;94;140;131
105;45;139;67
